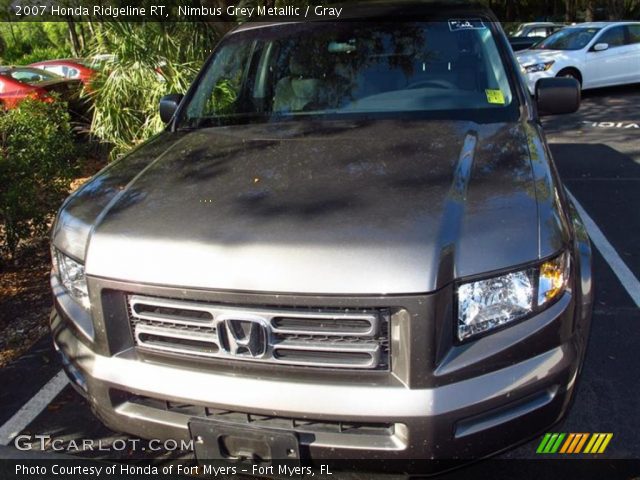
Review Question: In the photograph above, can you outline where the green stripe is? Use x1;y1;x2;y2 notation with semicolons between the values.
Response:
537;433;552;454
543;434;559;453
550;433;566;453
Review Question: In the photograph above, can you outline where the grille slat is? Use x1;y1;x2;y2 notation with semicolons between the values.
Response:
128;295;390;370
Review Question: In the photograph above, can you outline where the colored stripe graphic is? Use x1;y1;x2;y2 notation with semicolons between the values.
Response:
550;433;565;453
559;433;575;453
597;434;613;453
537;433;612;454
537;433;552;453
584;434;599;453
544;433;559;453
573;433;589;453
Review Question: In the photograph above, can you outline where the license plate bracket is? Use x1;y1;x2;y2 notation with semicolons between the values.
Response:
189;417;301;466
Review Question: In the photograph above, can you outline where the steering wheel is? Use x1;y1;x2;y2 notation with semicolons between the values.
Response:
406;79;457;90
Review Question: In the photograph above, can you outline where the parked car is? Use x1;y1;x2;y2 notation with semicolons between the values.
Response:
0;66;81;109
86;54;117;71
50;3;592;473
509;22;565;51
516;22;640;93
29;58;98;85
513;22;565;38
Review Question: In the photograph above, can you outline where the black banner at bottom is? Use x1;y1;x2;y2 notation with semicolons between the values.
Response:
1;457;640;480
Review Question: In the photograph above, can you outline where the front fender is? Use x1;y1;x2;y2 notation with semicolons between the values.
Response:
566;194;593;359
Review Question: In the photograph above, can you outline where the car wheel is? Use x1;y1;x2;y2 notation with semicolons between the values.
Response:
557;68;583;87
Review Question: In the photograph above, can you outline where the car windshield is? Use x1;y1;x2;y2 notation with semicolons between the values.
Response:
533;27;601;50
9;67;62;84
180;21;517;128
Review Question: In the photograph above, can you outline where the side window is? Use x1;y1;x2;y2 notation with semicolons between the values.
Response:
596;26;625;48
68;68;79;78
626;25;640;45
11;71;38;82
186;39;254;119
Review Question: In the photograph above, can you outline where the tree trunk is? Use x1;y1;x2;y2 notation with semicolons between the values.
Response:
77;22;86;52
505;0;516;21
66;18;81;56
564;0;575;22
584;0;596;22
607;0;623;19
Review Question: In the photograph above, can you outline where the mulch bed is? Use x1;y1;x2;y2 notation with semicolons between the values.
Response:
0;238;52;367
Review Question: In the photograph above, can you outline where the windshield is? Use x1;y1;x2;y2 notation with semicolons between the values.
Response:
533;27;600;50
9;67;62;84
180;21;517;128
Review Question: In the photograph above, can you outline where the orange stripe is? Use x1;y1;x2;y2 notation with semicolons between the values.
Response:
575;433;589;453
560;434;575;453
567;434;582;453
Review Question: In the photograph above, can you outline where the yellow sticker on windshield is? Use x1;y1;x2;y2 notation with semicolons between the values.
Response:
486;89;505;105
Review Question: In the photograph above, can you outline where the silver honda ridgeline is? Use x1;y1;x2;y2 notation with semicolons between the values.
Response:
50;3;593;473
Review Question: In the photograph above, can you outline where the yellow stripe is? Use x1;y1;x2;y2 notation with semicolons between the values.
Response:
597;434;613;453
574;433;589;453
590;434;606;453
560;433;575;453
583;433;598;453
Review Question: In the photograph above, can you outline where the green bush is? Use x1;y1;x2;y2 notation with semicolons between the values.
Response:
0;22;73;64
0;99;76;261
14;46;73;66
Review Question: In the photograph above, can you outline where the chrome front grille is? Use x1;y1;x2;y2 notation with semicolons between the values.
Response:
127;295;390;370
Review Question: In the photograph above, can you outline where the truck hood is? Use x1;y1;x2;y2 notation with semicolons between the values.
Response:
59;119;564;294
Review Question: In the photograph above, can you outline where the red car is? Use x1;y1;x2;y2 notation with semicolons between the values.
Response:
29;58;97;85
0;67;88;122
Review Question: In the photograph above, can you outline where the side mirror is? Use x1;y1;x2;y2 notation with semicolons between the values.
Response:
159;93;184;123
535;77;580;116
593;42;609;52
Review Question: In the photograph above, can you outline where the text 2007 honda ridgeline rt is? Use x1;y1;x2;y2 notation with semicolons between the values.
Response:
50;3;593;471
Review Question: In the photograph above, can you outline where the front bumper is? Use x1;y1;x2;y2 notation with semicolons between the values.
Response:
51;274;591;471
522;70;557;95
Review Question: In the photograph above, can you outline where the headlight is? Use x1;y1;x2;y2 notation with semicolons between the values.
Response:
52;248;90;310
524;61;555;73
457;252;570;341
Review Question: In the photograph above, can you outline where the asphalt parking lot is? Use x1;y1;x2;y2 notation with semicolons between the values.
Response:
0;84;638;474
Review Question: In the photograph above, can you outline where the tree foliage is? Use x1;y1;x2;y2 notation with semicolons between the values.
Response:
87;22;219;158
0;22;72;64
0;99;76;260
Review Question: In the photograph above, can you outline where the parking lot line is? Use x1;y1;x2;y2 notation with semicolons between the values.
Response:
567;190;640;307
0;370;67;446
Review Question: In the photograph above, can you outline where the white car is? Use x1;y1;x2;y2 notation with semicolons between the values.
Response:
516;22;640;94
